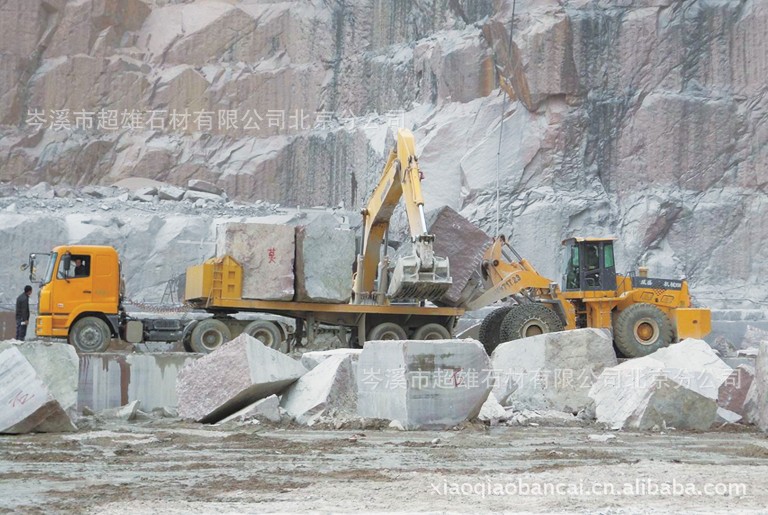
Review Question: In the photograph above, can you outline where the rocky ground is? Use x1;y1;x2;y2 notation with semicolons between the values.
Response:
1;419;767;514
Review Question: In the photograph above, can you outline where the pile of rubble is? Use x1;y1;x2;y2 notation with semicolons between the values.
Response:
2;333;767;434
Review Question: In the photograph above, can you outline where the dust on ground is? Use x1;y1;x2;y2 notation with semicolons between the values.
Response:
1;419;767;514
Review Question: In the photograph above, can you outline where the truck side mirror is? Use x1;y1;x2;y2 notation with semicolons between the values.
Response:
61;254;71;278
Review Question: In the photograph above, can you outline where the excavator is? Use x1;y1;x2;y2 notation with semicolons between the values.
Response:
467;235;711;358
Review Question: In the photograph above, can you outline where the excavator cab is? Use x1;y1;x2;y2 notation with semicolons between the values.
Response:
562;238;617;293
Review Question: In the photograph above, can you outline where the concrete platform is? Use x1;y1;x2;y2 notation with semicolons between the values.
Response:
78;353;201;412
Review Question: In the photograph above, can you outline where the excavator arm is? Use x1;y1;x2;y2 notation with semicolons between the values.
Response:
352;128;451;304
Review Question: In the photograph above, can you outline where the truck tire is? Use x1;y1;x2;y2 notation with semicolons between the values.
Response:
368;322;407;341
190;319;232;354
500;303;564;342
69;316;111;353
478;306;513;355
613;303;673;358
412;323;451;340
243;320;282;350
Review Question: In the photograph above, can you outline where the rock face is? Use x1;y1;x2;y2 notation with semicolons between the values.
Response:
357;339;492;430
294;214;356;303
491;328;617;412
219;395;281;425
280;354;358;425
717;365;755;420
300;349;362;371
756;342;768;432
176;334;307;423
589;339;732;430
216;222;295;301
0;346;76;433
0;0;766;311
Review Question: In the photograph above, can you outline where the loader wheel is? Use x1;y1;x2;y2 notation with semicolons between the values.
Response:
69;316;111;353
478;306;513;355
500;303;564;342
190;319;232;354
413;323;451;340
243;321;282;350
368;322;407;341
613;303;673;358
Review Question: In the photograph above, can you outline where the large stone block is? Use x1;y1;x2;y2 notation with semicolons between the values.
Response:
0;347;76;433
216;222;295;301
176;334;307;423
717;365;755;419
589;340;732;430
357;339;491;430
294;214;355;303
491;328;617;412
300;348;362;371
78;353;200;412
756;341;768;432
281;354;357;425
0;341;78;420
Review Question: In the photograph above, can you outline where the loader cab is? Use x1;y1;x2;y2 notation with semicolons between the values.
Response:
562;238;617;293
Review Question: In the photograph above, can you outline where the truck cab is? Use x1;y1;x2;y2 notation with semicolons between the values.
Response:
32;245;122;350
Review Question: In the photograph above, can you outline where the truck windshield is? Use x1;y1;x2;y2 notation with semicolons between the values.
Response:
41;252;57;286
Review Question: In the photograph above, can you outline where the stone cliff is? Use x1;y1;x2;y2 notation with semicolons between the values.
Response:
0;0;766;308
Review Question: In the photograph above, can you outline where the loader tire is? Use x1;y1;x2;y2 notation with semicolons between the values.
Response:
478;306;513;355
190;319;232;354
500;303;564;342
69;316;111;353
613;303;673;358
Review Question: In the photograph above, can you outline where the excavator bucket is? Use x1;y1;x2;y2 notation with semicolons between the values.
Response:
388;252;452;302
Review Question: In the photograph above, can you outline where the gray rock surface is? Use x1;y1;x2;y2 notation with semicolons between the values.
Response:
280;354;357;425
357;339;491;430
176;334;307;423
216;222;295;301
756;342;768;432
717;365;755;420
0;347;76;433
294;214;356;303
218;394;281;425
491;328;617;412
300;349;362;371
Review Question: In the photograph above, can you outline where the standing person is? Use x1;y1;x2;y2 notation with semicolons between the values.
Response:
15;285;32;341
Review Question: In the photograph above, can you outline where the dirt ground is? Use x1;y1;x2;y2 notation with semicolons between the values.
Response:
1;418;767;514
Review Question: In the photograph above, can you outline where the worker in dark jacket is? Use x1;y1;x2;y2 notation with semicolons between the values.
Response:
15;285;32;341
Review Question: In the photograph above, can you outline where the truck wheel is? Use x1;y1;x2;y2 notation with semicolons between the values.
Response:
500;303;564;342
413;323;451;340
243;321;282;349
190;319;232;354
478;306;513;355
69;316;111;353
613;303;673;358
368;322;407;341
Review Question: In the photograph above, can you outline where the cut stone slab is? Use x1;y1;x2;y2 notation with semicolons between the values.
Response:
188;179;224;196
357;339;492;430
588;340;732;431
97;400;142;421
281;354;357;425
294;214;356;303
300;349;362;371
176;334;307;423
184;190;224;203
491;328;617;412
216;222;295;301
218;395;281;424
0;347;76;434
0;341;79;421
717;364;755;418
756;341;768;432
158;185;186;201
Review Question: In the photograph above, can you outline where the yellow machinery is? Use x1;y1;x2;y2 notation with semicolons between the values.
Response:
351;128;451;304
469;236;711;358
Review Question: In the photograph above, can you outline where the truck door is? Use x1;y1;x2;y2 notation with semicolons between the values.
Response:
51;253;93;323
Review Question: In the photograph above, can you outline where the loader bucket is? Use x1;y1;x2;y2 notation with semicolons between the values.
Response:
388;253;452;302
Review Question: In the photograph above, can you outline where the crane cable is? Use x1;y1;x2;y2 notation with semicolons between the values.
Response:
495;0;517;237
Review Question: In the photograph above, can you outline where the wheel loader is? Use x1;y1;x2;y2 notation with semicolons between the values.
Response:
467;236;711;358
